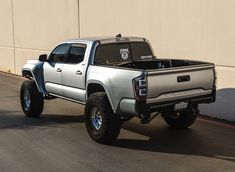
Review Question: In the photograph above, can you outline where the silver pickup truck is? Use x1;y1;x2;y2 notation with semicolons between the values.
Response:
20;35;216;144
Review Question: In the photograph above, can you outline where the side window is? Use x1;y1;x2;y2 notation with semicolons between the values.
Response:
65;44;87;64
49;44;69;63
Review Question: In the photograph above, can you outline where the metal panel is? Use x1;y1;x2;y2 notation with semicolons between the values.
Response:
86;65;143;113
61;85;86;102
43;62;64;95
147;89;212;104
22;60;46;94
147;66;215;100
118;99;137;115
44;82;62;95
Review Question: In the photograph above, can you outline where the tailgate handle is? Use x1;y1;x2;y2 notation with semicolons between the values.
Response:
177;75;190;82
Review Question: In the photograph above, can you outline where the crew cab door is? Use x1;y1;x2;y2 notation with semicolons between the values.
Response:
61;43;87;102
43;43;70;95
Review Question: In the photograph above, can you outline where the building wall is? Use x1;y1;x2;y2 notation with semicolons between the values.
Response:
0;0;79;74
0;0;235;121
79;0;235;121
0;0;14;73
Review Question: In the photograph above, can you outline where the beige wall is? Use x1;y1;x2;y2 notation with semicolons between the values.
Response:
80;0;235;121
0;0;235;120
80;0;235;67
0;0;14;73
0;0;79;74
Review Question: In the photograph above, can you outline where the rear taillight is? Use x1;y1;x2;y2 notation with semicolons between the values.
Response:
133;77;147;100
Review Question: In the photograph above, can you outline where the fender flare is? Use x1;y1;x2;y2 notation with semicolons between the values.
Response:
22;62;46;94
86;81;117;113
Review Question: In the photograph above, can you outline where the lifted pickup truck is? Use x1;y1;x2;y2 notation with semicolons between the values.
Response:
21;35;216;144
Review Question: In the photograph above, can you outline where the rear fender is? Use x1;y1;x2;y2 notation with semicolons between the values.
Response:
86;80;116;113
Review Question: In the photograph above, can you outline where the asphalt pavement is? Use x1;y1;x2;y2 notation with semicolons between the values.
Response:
0;72;234;172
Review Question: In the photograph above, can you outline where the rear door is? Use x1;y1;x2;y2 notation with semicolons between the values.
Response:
43;43;70;95
61;43;87;102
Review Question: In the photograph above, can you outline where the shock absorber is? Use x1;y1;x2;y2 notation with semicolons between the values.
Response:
189;104;199;115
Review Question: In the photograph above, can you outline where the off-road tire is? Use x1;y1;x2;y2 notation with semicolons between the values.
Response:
20;80;44;118
163;110;197;129
85;92;122;144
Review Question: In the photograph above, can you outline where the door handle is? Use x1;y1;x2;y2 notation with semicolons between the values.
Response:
56;68;62;72
75;70;82;75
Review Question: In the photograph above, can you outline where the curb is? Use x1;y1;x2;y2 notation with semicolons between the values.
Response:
198;115;235;129
0;71;25;79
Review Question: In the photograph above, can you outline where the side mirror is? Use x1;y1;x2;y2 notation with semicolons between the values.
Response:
39;54;47;62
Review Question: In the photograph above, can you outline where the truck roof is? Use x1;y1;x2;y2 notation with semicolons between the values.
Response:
62;36;146;44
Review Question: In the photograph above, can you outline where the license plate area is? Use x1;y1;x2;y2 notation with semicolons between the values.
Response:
174;102;188;111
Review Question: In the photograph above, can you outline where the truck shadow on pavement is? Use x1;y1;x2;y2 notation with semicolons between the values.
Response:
114;119;235;163
113;88;235;162
0;110;234;163
0;110;84;129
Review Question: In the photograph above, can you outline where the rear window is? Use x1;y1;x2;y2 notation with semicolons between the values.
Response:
94;42;153;65
65;44;86;64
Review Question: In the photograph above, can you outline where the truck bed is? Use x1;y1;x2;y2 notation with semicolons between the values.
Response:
114;58;215;109
117;58;211;70
118;59;215;109
92;58;215;112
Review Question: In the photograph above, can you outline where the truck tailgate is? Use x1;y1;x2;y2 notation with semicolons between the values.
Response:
146;65;215;104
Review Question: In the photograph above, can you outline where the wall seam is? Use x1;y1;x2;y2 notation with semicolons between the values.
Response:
11;0;16;74
78;0;80;38
0;46;50;52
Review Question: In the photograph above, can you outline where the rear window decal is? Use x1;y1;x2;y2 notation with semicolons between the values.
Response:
120;49;129;60
140;55;153;60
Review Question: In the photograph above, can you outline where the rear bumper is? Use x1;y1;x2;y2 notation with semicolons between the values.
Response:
143;93;215;114
146;89;212;104
118;89;216;115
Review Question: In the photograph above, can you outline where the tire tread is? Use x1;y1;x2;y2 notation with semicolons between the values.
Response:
20;80;44;118
85;92;121;144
